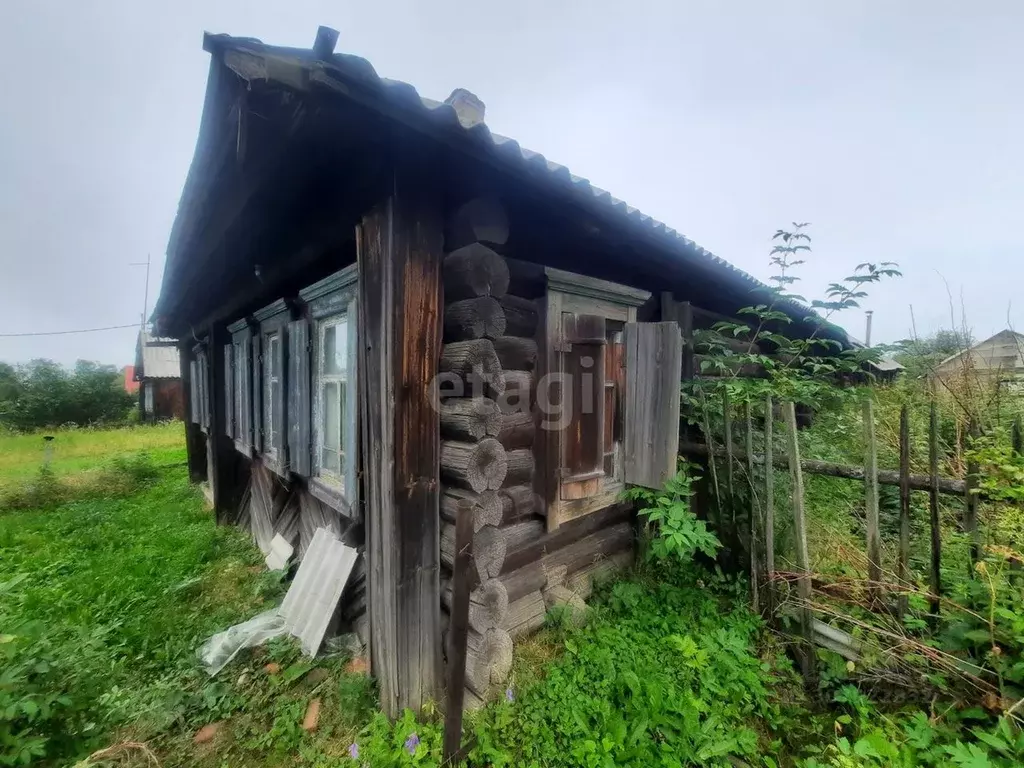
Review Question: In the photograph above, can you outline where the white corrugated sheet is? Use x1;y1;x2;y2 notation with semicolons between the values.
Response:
281;527;359;656
140;331;181;379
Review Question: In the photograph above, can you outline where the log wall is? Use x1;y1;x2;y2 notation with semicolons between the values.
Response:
438;201;634;707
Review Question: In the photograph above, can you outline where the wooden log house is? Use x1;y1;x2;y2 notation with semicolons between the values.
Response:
154;27;841;716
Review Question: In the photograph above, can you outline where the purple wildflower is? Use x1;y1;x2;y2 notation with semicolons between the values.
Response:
505;687;515;702
404;732;420;754
348;743;359;760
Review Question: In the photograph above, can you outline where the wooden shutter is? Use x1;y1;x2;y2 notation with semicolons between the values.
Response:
624;322;683;489
223;344;234;439
189;359;200;424
288;320;311;476
559;313;606;500
343;297;359;503
236;330;253;455
272;331;287;464
251;333;263;453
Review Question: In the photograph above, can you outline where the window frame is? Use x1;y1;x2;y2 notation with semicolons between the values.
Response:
228;318;255;456
253;299;292;478
298;264;359;516
543;267;650;530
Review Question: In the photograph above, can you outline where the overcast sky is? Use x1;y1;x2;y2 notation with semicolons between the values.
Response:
1;1;1021;366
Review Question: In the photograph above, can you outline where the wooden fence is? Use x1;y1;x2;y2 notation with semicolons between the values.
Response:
679;389;1001;682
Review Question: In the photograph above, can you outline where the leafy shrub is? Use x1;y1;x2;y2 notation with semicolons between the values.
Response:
463;567;796;767
625;465;721;563
0;360;134;432
0;619;81;766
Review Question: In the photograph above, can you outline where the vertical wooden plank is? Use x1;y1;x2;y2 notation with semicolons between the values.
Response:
180;341;207;483
359;187;444;717
679;300;695;382
287;320;311;477
698;387;723;531
442;505;474;761
764;395;775;619
929;400;942;621
723;389;735;563
863;398;882;603
209;325;246;524
784;401;815;682
965;417;980;569
540;290;562;530
623;322;683;489
898;404;911;619
745;400;759;613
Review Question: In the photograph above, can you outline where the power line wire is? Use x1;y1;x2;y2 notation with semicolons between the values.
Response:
0;323;141;338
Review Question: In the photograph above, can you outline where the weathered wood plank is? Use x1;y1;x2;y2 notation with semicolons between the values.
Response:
764;395;775;619
359;191;443;717
929;401;942;619
623;322;683;490
680;442;967;495
784;401;815;683
965;417;980;568
443;502;472;758
898;405;911;619
863;398;882;602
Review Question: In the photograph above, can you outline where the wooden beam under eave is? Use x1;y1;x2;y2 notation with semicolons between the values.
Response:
358;186;444;717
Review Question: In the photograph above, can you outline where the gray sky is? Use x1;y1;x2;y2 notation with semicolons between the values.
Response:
1;1;1021;366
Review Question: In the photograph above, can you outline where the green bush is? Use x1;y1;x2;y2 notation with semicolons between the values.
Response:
0;360;134;432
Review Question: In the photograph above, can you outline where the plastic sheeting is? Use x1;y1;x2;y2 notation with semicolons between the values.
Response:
199;527;359;675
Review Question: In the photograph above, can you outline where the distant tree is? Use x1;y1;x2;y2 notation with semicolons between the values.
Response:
0;359;134;431
890;328;974;376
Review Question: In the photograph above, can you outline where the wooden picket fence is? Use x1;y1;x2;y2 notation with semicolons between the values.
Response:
680;393;996;682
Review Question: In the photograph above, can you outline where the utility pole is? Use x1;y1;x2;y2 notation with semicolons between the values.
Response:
130;254;151;331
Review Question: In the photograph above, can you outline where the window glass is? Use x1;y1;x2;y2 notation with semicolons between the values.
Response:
234;342;245;432
144;383;154;413
316;316;350;489
324;321;348;375
264;333;280;455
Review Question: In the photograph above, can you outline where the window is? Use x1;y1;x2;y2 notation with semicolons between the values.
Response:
264;333;281;457
316;317;348;481
144;382;154;414
543;268;654;529
223;343;235;439
298;264;358;513
191;343;211;432
253;299;291;476
228;319;254;454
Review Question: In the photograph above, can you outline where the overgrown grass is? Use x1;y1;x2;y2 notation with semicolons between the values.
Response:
1;428;379;767
0;422;184;488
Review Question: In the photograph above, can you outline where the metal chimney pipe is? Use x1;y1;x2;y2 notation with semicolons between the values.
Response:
865;310;874;347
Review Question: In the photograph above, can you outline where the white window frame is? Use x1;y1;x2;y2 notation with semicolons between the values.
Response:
253;299;291;477
299;264;359;515
313;316;349;491
144;381;154;414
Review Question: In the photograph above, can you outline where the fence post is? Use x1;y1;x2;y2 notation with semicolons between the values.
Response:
442;506;474;762
965;417;980;570
784;401;815;683
723;389;735;528
764;395;775;620
898;405;911;619
745;401;759;614
929;401;942;621
1013;416;1022;457
863;397;882;604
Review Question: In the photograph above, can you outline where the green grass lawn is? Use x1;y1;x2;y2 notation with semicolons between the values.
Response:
0;422;185;487
1;425;378;767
